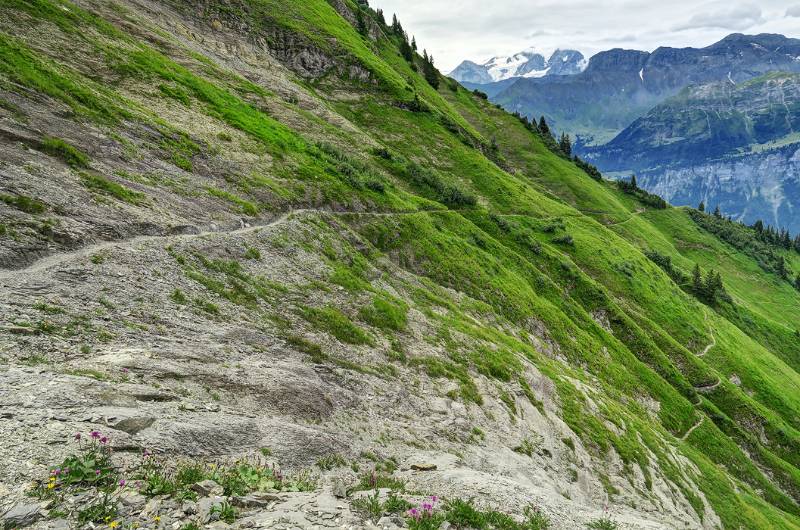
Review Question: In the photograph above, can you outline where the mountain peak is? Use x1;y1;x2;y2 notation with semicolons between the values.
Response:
449;47;586;83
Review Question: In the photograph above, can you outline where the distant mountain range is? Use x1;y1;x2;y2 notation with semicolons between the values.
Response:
448;48;586;84
451;33;800;231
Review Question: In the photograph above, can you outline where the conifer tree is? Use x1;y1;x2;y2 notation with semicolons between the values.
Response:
777;255;788;279
355;7;367;35
399;32;413;62
795;274;800;291
630;174;637;190
421;49;439;88
713;205;721;218
558;133;572;156
692;264;703;294
538;116;550;136
376;8;385;25
411;36;417;51
698;201;705;212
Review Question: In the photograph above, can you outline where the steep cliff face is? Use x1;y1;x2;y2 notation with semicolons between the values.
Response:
638;145;800;231
585;74;800;230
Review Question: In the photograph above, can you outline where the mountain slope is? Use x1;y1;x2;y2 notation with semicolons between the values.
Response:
1;2;800;529
584;73;800;231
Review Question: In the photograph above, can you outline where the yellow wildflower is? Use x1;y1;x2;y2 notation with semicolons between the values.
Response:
154;516;161;523
109;522;119;529
46;482;55;490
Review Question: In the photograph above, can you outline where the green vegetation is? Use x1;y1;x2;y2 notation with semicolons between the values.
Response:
0;193;46;214
80;173;146;205
359;294;408;331
40;136;89;168
302;306;372;345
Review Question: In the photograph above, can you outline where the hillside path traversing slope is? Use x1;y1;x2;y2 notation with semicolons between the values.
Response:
0;208;457;283
681;416;705;441
698;309;716;357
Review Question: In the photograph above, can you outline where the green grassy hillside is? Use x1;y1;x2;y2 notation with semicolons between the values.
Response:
2;0;800;528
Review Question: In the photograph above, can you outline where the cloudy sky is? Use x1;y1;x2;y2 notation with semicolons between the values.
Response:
371;0;800;72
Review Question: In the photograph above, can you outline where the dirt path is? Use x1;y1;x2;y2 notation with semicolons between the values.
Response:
698;310;716;357
681;416;705;441
0;210;301;283
695;377;721;393
0;208;453;283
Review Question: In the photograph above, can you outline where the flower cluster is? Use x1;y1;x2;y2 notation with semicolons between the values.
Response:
407;495;438;521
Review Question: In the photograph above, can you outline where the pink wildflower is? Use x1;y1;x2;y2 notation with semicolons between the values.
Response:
90;431;101;439
74;433;81;441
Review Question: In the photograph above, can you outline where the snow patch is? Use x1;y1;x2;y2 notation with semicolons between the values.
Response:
522;68;550;78
639;68;644;82
727;71;735;85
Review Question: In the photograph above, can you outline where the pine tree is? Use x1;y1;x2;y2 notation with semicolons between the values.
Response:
355;7;367;35
538;116;550;137
399;33;413;62
630;174;637;190
777;255;788;279
754;219;764;233
421;49;439;88
698;201;705;212
558;133;572;156
411;36;417;51
391;14;402;34
376;8;385;25
713;205;721;218
692;264;703;294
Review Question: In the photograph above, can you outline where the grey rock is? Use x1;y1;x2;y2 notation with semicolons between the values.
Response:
230;492;282;508
191;479;224;497
410;463;437;471
2;503;41;529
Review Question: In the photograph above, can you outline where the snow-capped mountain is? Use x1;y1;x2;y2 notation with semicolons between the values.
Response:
448;48;586;84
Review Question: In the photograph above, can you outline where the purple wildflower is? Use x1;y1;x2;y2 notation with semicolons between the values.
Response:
90;431;101;439
119;479;126;487
74;433;81;441
100;436;108;444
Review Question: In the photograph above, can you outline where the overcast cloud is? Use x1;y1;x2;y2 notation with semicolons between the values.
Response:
371;0;800;72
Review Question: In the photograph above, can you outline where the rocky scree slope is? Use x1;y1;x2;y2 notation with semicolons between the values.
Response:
2;1;800;529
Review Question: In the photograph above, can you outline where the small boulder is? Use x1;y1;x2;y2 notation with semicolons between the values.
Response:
410;463;437;471
191;479;224;497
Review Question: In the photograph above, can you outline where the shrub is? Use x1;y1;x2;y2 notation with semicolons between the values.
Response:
210;501;236;524
405;161;476;208
0;193;46;214
81;173;147;205
586;517;618;530
359;295;408;331
244;247;261;260
170;289;188;304
41;136;89;168
552;234;574;246
302;306;372;345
